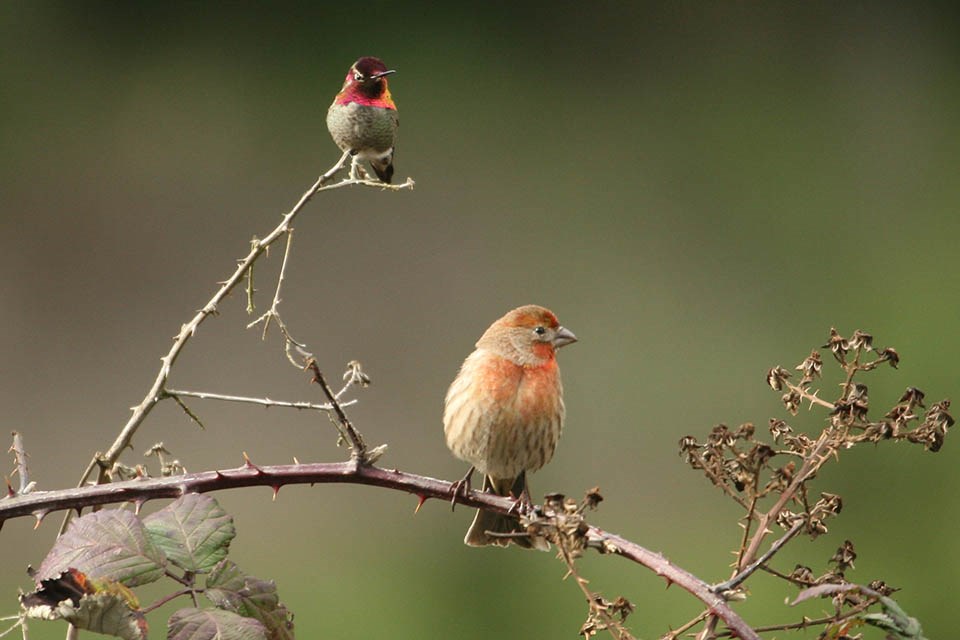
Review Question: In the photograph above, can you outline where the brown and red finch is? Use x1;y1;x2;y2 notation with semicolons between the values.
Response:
444;305;577;549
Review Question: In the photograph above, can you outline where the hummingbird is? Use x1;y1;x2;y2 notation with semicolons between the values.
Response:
326;56;399;183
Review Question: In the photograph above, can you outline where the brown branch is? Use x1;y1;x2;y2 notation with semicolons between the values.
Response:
0;462;758;640
8;432;33;495
96;152;355;473
713;597;878;638
736;430;832;571
306;362;368;462
163;388;355;412
61;153;413;534
711;519;806;594
660;609;710;640
583;528;758;639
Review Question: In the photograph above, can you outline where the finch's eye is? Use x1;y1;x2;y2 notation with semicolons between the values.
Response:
533;326;547;336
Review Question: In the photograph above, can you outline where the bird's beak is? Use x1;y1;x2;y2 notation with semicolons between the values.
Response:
371;69;396;79
553;326;578;348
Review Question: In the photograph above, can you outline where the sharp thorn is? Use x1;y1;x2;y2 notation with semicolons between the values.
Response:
414;494;428;514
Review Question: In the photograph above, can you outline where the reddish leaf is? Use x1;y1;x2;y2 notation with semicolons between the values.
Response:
168;608;267;640
206;560;294;640
37;510;165;587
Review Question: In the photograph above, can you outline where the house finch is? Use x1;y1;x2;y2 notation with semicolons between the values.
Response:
444;305;577;549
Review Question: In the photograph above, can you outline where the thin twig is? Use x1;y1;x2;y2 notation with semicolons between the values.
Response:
839;347;862;401
141;588;197;615
306;361;367;461
699;431;835;640
61;153;412;534
247;228;305;352
8;432;33;495
759;564;814;587
558;535;635;640
163;389;355;412
713;597;879;637
660;609;710;640
732;494;759;571
711;519;806;594
784;382;836;411
738;431;831;570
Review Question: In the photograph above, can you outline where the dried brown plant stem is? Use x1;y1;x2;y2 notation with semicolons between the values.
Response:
1;462;759;640
7;432;32;495
557;536;635;640
713;597;878;638
162;389;356;412
660;610;710;640
246;228;308;368
697;425;840;639
737;431;831;571
711;519;805;594
305;361;368;462
60;152;413;535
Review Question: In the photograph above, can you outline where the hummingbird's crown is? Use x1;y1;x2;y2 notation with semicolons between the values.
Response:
353;56;391;79
336;57;396;107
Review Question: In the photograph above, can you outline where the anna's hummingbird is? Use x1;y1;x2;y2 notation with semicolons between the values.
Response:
326;56;399;183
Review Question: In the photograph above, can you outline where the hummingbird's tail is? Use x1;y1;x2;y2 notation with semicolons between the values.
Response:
370;152;394;184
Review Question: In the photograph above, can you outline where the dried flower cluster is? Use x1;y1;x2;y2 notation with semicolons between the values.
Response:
677;328;949;638
520;489;636;639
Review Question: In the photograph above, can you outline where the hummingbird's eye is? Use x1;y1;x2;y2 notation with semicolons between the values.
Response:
353;71;363;81
534;326;547;337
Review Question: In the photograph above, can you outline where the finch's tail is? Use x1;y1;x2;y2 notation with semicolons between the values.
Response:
464;474;549;551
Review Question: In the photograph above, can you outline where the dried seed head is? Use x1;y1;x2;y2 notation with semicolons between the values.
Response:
769;418;793;441
795;350;823;385
782;390;801;415
848;330;874;352
898;387;926;408
878;347;900;368
789;564;816;585
823;328;850;364
767;365;791;391
830;540;857;572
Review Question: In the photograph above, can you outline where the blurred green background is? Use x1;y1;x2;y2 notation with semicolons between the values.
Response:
2;3;958;638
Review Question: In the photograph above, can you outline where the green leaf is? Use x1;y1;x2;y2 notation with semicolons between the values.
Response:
144;494;235;572
37;510;165;587
168;608;267;640
863;596;928;639
206;560;294;640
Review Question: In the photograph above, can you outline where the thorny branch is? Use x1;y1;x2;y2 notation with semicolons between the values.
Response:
61;153;413;533
6;432;34;496
711;519;805;595
162;389;356;413
679;328;950;639
246;228;308;368
0;463;759;640
304;360;381;464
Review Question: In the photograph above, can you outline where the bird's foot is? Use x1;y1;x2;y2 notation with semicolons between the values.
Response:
513;484;536;517
449;466;475;512
348;154;361;181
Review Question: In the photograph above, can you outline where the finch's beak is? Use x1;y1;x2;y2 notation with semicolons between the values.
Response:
553;326;578;348
371;69;396;79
